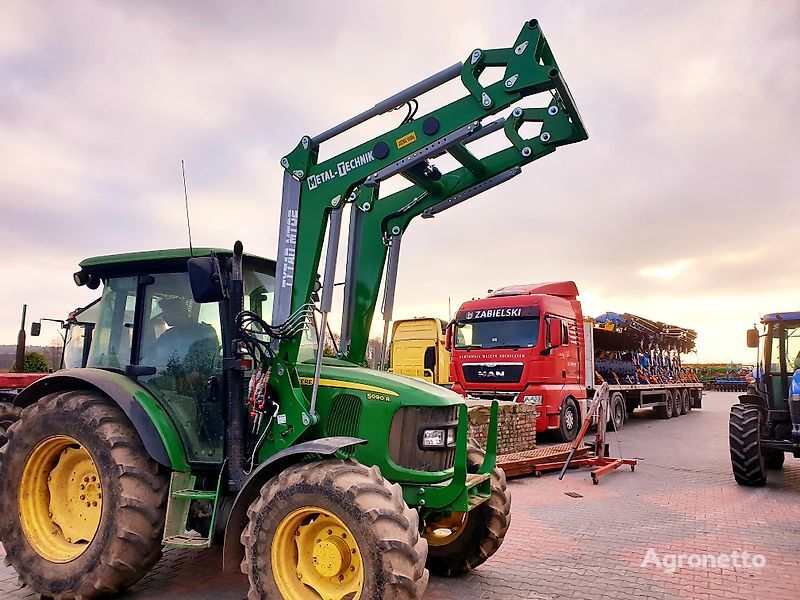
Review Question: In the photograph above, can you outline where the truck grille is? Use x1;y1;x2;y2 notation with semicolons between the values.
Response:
389;406;457;472
461;362;524;384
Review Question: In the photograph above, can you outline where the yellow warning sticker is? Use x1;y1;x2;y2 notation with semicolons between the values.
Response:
395;131;417;149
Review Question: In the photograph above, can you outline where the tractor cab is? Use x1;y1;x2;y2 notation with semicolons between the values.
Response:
748;312;800;414
73;248;279;464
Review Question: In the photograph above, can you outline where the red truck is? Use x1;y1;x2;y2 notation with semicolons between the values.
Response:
447;282;702;441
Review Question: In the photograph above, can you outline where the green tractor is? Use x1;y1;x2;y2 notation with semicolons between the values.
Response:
0;20;587;599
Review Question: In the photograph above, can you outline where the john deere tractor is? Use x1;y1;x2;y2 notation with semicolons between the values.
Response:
730;313;800;486
0;20;587;599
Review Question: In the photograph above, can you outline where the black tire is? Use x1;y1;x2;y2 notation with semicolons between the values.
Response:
610;393;625;431
765;450;785;470
425;446;511;577
671;390;682;417
557;397;580;442
0;401;21;447
729;403;767;486
0;390;169;598
653;390;674;419
241;459;428;600
682;389;692;413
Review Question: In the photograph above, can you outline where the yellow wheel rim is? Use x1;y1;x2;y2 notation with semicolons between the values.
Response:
271;506;363;600
18;435;103;563
422;512;468;547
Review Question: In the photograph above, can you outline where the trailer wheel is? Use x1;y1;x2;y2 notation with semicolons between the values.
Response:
0;402;22;448
653;391;673;419
557;397;580;442
682;389;691;413
241;459;428;600
610;393;625;431
0;390;169;598
424;446;510;577
671;390;682;418
765;450;785;470
729;403;767;486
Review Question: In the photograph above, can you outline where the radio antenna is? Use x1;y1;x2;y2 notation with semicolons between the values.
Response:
181;160;194;257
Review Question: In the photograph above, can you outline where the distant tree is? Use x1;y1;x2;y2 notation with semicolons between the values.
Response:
43;337;63;370
11;352;50;373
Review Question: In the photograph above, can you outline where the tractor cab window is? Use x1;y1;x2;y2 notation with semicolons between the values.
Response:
87;277;137;369
767;323;800;404
138;272;224;463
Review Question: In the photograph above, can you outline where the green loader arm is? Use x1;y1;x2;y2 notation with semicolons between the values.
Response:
264;19;587;449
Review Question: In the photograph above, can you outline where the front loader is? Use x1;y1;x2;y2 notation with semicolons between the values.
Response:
0;19;587;600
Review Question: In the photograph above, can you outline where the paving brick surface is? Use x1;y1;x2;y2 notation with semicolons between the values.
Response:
2;392;799;599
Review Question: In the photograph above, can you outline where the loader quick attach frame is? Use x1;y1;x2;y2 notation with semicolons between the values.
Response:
261;19;588;456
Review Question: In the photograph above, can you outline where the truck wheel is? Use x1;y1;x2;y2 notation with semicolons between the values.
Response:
729;403;767;486
681;389;691;414
0;401;21;447
558;397;580;442
610;393;625;431
765;450;785;470
424;445;511;577
653;391;673;419
241;459;428;600
671;390;682;417
0;390;169;598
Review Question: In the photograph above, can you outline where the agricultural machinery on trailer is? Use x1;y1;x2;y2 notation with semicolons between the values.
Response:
729;312;800;486
0;20;587;600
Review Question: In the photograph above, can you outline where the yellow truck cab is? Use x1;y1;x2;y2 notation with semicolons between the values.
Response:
390;318;451;386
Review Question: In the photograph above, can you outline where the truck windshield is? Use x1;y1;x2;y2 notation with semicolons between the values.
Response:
455;318;540;350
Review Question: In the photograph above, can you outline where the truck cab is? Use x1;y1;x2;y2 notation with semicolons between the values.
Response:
448;282;586;441
389;318;451;385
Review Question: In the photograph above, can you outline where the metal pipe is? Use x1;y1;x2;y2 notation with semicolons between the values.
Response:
421;167;521;219
379;234;402;370
311;208;343;416
313;62;463;145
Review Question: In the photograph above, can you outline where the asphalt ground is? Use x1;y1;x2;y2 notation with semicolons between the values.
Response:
2;391;799;599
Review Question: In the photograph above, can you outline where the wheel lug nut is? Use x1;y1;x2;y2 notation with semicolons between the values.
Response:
91;476;96;482
80;484;85;490
80;495;85;500
92;501;97;507
327;530;333;535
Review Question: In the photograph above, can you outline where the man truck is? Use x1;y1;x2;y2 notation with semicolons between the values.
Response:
446;281;702;441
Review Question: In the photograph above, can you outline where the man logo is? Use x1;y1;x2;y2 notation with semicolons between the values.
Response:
478;370;505;378
466;311;474;319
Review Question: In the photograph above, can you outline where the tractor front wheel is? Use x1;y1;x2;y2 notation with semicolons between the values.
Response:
729;403;767;486
0;390;169;598
423;446;511;577
241;459;428;600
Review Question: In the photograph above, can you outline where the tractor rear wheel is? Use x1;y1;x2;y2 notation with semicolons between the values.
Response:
423;446;511;577
765;450;785;470
241;459;428;600
0;401;21;447
0;390;169;598
729;403;767;486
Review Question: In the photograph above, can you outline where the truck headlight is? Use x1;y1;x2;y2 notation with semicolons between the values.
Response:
523;394;543;406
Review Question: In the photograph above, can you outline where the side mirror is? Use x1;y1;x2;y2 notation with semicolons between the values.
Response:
188;256;226;303
445;322;453;351
31;322;41;336
746;327;759;348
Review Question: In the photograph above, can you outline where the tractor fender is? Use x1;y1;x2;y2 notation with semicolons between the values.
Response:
13;368;190;472
222;436;366;572
738;393;766;408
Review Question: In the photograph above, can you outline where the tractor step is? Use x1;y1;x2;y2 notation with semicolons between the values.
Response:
171;489;218;500
162;468;224;551
162;533;212;549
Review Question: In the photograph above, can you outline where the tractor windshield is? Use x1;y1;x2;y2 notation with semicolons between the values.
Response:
455;318;540;350
766;321;800;404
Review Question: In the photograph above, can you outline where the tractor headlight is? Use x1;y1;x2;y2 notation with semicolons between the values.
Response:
421;429;445;448
419;425;457;450
523;394;543;406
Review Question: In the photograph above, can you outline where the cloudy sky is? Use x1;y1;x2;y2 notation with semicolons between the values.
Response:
2;0;798;363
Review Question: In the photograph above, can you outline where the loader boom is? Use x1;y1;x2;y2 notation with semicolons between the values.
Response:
266;19;588;444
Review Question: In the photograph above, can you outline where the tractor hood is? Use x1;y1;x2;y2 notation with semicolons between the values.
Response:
296;357;461;408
